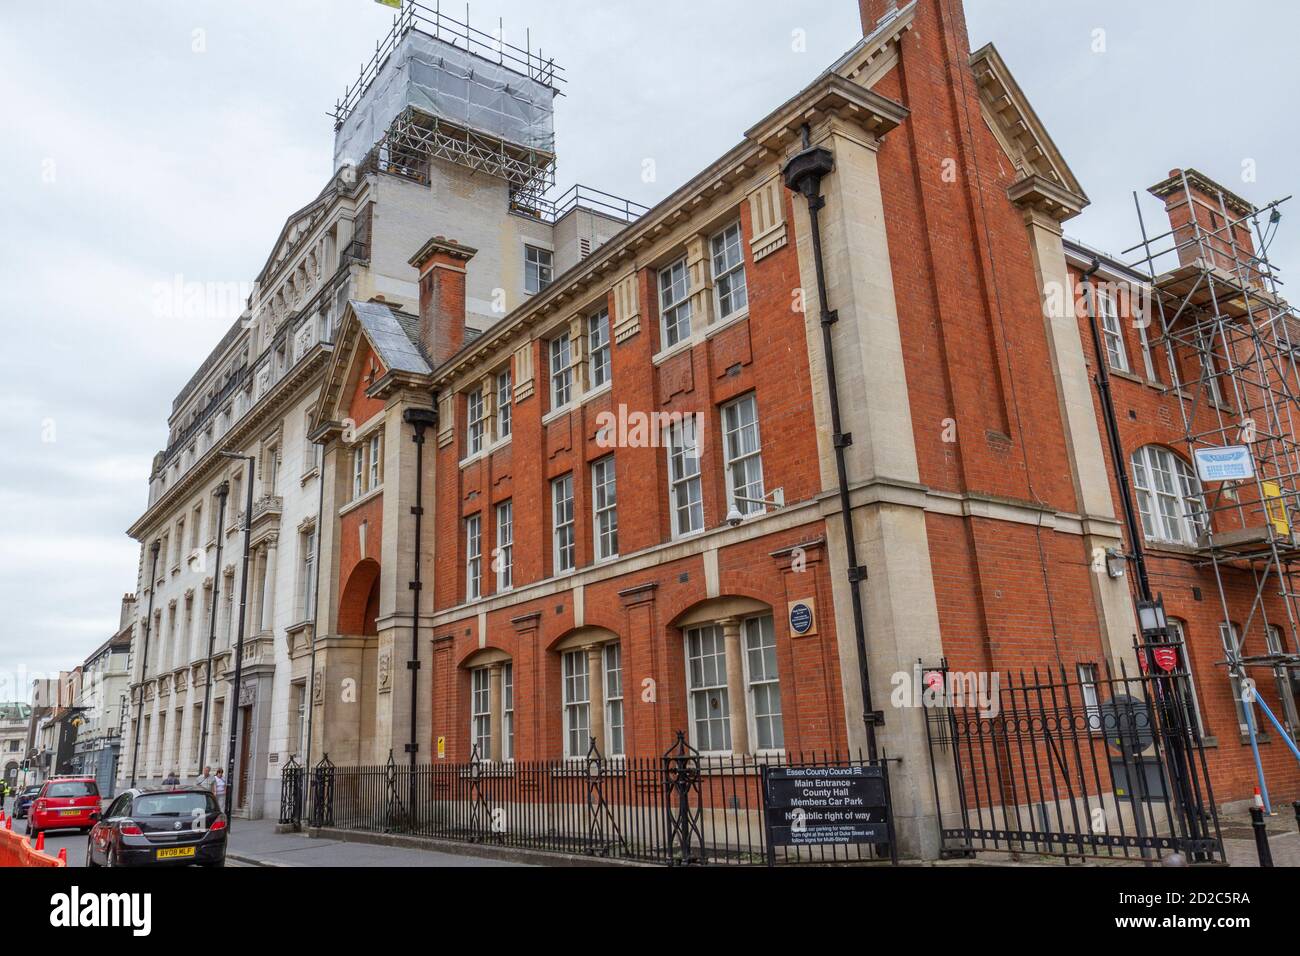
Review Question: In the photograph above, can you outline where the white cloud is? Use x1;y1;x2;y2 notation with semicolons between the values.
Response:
1;0;1296;696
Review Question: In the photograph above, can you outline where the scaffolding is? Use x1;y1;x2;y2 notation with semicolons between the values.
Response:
1126;171;1300;772
334;0;562;206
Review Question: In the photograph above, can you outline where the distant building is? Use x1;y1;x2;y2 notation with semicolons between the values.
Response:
0;703;31;788
27;674;76;784
70;596;135;796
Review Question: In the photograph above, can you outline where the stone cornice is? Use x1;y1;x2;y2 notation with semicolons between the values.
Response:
1149;168;1256;217
1009;174;1089;223
971;43;1088;218
427;76;907;392
128;343;332;541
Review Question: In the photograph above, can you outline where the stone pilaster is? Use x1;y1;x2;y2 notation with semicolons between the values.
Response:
788;118;946;859
720;618;749;756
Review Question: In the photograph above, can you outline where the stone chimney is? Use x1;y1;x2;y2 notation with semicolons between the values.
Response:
408;236;478;368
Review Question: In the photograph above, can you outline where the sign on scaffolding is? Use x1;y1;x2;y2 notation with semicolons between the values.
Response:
1193;446;1255;483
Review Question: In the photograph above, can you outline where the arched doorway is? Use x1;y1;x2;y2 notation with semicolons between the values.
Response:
339;559;381;636
337;558;382;760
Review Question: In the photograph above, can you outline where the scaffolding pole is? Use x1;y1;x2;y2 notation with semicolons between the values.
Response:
1127;172;1300;803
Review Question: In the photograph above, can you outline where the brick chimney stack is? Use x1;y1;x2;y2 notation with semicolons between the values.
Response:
858;0;973;64
1148;168;1259;278
859;0;900;32
408;236;478;368
119;594;136;633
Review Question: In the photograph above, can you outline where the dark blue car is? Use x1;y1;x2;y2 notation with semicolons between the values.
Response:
13;785;42;819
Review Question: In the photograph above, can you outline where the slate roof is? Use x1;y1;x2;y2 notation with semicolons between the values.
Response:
350;300;431;375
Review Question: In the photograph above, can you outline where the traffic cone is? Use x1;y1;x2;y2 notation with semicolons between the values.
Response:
4;816;10;830
1254;787;1265;810
57;849;67;864
34;832;44;851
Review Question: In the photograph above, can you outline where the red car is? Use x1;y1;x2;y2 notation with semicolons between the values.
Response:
26;777;101;838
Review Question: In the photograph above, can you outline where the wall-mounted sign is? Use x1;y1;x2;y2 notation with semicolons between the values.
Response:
762;765;895;853
1194;446;1255;483
788;599;817;638
437;736;446;760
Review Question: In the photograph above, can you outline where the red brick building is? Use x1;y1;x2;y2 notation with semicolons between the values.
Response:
304;0;1300;857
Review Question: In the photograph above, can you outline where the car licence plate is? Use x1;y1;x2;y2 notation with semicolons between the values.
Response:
60;809;82;817
156;846;196;860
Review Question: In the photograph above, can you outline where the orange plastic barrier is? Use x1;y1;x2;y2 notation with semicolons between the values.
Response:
0;814;67;867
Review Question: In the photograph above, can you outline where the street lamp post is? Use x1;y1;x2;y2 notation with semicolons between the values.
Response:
196;481;229;773
218;452;256;827
129;540;162;787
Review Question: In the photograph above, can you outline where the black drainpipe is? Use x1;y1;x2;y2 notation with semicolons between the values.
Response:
403;405;438;811
129;539;161;786
302;434;327;786
1080;259;1152;604
782;127;882;761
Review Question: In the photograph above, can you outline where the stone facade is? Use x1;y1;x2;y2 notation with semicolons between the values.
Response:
119;47;633;819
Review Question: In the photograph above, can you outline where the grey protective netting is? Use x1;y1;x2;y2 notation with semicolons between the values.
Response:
334;28;556;172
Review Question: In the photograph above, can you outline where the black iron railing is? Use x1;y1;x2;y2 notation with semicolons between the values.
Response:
279;756;304;826
283;734;890;867
924;654;1224;864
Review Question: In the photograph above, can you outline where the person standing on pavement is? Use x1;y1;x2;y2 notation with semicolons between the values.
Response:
162;769;180;787
213;768;226;802
196;766;215;792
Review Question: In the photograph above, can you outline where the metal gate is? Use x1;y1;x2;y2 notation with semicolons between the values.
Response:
924;653;1224;863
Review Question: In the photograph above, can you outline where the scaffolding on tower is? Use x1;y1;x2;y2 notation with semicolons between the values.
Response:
1126;170;1300;796
332;0;564;210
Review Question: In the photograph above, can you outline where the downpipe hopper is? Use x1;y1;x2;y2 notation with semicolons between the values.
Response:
782;145;835;201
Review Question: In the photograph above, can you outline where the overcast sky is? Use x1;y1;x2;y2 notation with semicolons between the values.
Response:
2;0;1296;700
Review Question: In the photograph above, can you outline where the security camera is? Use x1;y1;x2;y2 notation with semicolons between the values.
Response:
726;507;745;528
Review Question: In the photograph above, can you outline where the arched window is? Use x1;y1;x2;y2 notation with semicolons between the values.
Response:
1130;446;1206;545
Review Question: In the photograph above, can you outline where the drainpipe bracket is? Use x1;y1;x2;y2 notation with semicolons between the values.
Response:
407;660;422;671
834;433;854;449
404;744;419;754
848;566;869;584
821;309;839;327
865;711;886;727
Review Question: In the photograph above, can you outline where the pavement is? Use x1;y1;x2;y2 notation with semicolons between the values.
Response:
1218;802;1300;867
222;817;532;867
